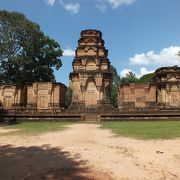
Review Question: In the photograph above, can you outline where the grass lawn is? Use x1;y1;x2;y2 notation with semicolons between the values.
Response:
0;122;76;136
101;121;180;140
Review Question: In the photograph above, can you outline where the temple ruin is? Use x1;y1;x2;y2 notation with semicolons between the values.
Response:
118;66;180;110
0;29;180;121
155;66;180;108
0;82;66;112
69;29;113;109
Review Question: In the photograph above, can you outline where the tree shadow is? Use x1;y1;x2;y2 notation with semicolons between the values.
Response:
0;145;93;180
0;121;19;127
0;109;16;124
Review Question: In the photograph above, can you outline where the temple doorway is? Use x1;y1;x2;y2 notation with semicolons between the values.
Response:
85;80;98;107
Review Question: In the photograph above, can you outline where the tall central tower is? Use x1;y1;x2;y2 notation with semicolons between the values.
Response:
70;29;113;109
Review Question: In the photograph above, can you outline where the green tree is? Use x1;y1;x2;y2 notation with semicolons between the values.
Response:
110;65;121;107
120;71;138;84
110;66;138;107
0;10;62;85
65;87;72;108
137;73;155;83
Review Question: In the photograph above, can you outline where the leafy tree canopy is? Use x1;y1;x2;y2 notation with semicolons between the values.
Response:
120;71;138;84
65;87;72;108
136;73;155;84
0;10;62;85
110;65;121;107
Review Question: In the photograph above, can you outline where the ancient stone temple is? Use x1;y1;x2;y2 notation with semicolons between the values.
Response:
155;66;180;108
70;30;113;109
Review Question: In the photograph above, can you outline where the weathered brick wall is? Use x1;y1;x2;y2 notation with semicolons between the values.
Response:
118;83;157;110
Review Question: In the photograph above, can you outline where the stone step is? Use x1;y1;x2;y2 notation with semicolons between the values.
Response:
84;114;101;122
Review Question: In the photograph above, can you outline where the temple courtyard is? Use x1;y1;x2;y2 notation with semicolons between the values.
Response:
0;122;180;180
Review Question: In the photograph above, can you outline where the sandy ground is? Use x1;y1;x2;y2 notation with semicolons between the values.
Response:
0;124;180;180
0;127;19;133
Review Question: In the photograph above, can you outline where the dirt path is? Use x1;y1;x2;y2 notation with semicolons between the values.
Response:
0;124;180;180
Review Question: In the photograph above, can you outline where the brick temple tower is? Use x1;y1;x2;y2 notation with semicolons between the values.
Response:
69;29;113;109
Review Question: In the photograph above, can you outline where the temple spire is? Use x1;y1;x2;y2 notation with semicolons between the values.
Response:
70;29;113;109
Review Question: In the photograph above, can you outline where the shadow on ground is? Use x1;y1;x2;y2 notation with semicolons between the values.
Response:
0;145;97;180
0;122;19;127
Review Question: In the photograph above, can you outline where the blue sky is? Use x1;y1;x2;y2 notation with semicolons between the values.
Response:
0;0;180;85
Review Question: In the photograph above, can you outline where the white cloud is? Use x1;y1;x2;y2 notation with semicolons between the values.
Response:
59;1;80;14
46;0;55;6
130;46;180;66
63;47;75;57
136;67;154;78
46;0;135;11
120;68;132;77
96;4;107;12
106;0;136;9
120;67;154;78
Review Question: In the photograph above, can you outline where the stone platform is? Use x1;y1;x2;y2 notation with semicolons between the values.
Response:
1;108;180;122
